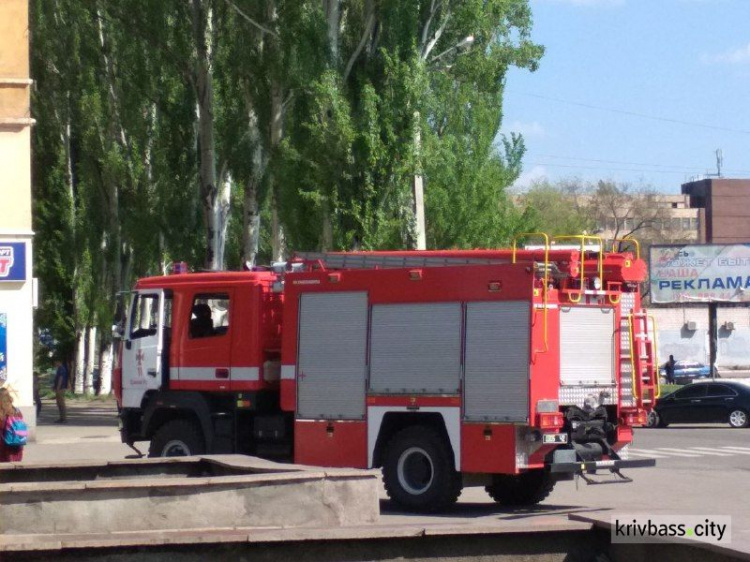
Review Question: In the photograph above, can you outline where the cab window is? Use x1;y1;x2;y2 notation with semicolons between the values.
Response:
130;293;172;340
130;294;159;339
189;293;230;339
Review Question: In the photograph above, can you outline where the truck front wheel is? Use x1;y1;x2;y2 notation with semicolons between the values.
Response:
149;419;206;457
485;470;555;506
382;425;462;513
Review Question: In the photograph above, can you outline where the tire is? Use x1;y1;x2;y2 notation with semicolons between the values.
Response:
485;469;556;506
149;419;206;457
382;425;462;513
646;410;668;428
728;409;749;429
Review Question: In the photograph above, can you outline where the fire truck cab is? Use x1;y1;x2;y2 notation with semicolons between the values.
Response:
116;235;657;512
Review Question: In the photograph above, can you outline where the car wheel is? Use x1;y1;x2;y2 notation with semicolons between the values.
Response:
646;410;659;428
149;419;206;457
485;470;556;506
382;425;462;513
728;409;749;429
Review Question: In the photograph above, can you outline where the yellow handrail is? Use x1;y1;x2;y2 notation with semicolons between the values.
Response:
627;314;638;401
610;236;641;260
511;232;550;353
552;235;604;288
649;314;661;399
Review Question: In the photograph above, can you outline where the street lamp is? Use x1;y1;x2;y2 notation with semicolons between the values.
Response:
429;35;475;64
412;35;475;251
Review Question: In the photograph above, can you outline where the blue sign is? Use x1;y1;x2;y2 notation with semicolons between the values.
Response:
0;242;26;282
0;313;6;384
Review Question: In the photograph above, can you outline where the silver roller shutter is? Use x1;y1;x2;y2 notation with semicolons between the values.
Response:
369;303;462;394
463;301;530;422
560;306;615;386
297;292;368;419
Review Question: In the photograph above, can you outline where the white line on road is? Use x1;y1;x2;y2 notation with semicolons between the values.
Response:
627;449;670;459
685;447;735;456
721;446;750;452
653;448;703;457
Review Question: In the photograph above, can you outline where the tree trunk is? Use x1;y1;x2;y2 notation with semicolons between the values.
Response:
85;324;97;395
242;103;265;266
243;175;261;266
269;56;285;261
74;329;86;394
323;0;341;64
192;0;220;270
99;337;113;396
214;167;232;270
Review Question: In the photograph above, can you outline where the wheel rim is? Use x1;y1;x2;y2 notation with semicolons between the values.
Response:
730;410;747;427
648;410;659;427
162;439;192;456
397;446;434;495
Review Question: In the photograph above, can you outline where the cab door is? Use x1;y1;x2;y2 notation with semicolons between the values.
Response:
122;290;170;408
175;291;233;391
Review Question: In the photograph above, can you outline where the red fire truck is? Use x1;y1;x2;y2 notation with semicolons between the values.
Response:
115;235;657;512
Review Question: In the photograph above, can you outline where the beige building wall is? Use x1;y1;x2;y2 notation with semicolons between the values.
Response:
0;0;35;428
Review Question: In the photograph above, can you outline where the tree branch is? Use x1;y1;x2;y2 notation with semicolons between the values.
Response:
343;8;376;81
224;0;279;38
421;2;451;61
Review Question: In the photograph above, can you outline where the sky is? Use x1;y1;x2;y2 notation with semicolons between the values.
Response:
501;0;750;193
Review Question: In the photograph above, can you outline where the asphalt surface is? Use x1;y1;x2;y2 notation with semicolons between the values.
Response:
23;397;750;554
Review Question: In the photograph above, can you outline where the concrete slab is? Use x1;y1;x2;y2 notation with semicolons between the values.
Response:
0;456;380;536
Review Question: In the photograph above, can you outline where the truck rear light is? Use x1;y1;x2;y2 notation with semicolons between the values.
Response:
537;412;564;429
622;410;647;426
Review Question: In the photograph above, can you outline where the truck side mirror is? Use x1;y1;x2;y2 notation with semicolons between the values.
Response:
112;324;124;339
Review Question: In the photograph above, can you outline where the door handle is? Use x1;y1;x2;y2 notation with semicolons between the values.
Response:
215;368;229;379
690;399;701;403
147;368;157;378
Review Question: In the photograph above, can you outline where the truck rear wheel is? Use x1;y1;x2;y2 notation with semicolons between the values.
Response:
485;470;555;506
149;419;206;457
382;425;462;513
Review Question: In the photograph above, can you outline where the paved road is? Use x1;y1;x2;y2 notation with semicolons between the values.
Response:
23;398;750;553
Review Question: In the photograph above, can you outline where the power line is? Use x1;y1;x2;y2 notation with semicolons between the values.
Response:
533;154;750;175
527;161;700;175
507;90;750;135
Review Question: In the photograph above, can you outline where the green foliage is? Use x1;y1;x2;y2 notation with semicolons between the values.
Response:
31;0;544;355
518;180;595;236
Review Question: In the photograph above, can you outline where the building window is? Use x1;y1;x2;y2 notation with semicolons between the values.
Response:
682;218;691;229
691;218;699;229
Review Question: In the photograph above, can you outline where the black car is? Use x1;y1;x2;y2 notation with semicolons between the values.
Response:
647;380;750;429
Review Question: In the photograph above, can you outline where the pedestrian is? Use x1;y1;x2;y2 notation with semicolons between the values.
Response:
664;354;676;384
33;371;41;416
0;387;25;462
52;358;69;423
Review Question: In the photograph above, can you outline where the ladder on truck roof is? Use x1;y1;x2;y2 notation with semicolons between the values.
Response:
296;252;512;270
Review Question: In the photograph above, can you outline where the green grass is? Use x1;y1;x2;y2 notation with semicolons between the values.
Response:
658;383;679;396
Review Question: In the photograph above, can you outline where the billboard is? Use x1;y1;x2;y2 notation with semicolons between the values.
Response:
650;244;750;303
0;242;27;282
0;313;6;384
